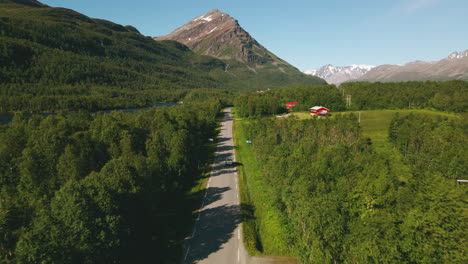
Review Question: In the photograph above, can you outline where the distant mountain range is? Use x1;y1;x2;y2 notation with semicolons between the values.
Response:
306;50;468;84
304;64;375;85
357;50;468;82
155;9;326;90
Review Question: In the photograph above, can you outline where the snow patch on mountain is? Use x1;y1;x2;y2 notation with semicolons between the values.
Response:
304;64;375;84
207;26;218;34
447;50;468;59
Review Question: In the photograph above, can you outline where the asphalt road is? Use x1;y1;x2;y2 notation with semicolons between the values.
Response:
183;108;248;264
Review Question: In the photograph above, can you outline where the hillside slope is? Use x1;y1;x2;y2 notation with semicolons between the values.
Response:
0;0;231;111
155;9;326;90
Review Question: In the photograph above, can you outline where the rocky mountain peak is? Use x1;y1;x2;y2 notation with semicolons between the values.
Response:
155;9;240;46
154;9;281;66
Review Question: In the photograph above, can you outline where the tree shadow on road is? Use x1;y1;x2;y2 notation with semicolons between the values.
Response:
185;204;241;264
216;145;235;152
202;186;231;208
216;137;231;143
210;168;237;177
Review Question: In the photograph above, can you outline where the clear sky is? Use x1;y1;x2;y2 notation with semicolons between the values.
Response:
41;0;468;71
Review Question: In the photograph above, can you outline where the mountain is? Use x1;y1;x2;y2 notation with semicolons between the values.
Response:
304;64;375;84
0;0;47;7
357;50;468;82
0;0;236;112
155;9;326;90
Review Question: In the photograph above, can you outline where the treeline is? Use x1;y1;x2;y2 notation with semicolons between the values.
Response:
342;80;468;112
0;86;233;113
234;85;345;117
240;115;466;263
0;100;221;263
389;113;466;180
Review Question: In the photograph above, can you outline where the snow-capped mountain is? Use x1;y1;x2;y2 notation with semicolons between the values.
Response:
447;50;468;60
304;64;375;84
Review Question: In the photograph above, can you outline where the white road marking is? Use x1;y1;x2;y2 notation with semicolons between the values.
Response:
238;247;240;263
184;246;191;261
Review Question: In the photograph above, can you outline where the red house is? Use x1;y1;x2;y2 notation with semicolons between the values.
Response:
310;106;330;116
285;102;298;109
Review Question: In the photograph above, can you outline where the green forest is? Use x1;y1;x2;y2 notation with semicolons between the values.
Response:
0;100;221;263
235;113;466;263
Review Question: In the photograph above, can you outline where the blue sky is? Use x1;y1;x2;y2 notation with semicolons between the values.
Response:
41;0;468;71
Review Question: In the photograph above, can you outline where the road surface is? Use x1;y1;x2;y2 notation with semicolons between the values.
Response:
183;108;248;264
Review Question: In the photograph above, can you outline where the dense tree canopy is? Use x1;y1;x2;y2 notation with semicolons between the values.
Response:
0;100;221;263
238;114;466;263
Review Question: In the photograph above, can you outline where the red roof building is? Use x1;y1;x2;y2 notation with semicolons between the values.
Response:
285;102;298;109
310;106;330;116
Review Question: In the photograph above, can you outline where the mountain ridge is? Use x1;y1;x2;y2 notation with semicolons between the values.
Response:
307;50;468;84
0;0;47;7
356;49;468;82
